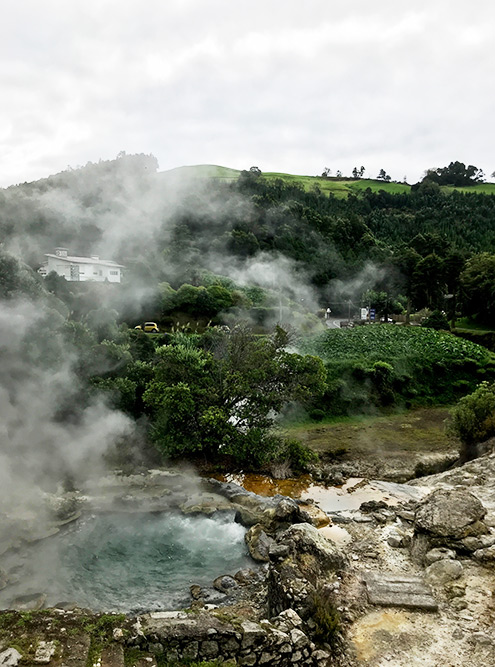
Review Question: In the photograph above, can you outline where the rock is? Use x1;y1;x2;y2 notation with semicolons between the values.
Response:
360;500;388;513
245;524;276;562
396;509;415;522
240;620;265;648
362;571;438;611
10;593;46;611
271;609;304;631
473;544;495;565
277;523;347;570
470;632;492;646
289;628;309;648
0;649;22;667
445;582;466;599
424;547;457;565
182;642;199;661
387;531;407;548
275;498;299;521
233;568;257;585
190;584;203;600
458;534;495;552
425;559;463;586
34;641;56;664
200;640;219;658
268;543;290;560
414;489;486;539
296;504;330;528
112;628;124;641
213;575;238;594
313;649;331;663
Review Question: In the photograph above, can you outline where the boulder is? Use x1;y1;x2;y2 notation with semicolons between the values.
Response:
424;547;457;565
276;523;347;570
10;593;46;611
414;489;486;539
296;504;330;528
245;524;276;562
425;559;463;586
213;575;238;594
473;544;495;566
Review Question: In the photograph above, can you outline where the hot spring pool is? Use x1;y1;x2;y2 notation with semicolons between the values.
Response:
1;512;252;613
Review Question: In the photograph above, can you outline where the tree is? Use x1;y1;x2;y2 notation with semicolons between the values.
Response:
423;161;485;187
411;253;445;310
352;167;359;179
377;169;391;182
142;327;326;465
459;253;495;325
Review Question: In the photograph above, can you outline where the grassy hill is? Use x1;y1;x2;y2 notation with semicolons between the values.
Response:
159;165;495;197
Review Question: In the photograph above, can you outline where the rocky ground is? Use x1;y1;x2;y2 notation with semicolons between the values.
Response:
2;452;495;666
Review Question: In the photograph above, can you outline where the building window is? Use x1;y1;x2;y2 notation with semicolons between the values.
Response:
109;270;118;275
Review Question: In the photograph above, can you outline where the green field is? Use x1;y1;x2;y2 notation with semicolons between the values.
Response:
159;164;495;197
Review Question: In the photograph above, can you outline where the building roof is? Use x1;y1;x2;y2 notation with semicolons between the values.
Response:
45;253;125;268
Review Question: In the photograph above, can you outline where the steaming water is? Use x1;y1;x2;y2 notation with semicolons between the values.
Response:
1;512;252;613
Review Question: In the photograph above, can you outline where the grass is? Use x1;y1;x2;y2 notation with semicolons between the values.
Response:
158;165;495;198
284;406;456;459
454;318;495;334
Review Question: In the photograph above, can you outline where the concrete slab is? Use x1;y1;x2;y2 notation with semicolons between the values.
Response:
362;571;438;611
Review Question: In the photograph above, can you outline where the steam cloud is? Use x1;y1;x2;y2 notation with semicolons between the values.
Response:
0;298;132;520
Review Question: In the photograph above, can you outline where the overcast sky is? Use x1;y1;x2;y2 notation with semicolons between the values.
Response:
1;0;494;187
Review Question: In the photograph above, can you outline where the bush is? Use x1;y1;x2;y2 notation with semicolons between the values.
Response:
449;381;495;459
421;309;450;330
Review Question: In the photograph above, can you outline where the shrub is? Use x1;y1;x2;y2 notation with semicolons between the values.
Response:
311;587;341;647
421;309;450;330
449;381;495;459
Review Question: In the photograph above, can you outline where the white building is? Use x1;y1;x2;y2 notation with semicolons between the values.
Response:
40;248;124;283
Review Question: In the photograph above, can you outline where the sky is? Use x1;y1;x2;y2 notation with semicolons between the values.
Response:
1;0;494;188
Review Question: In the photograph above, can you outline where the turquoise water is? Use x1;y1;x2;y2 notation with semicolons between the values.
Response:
2;512;252;613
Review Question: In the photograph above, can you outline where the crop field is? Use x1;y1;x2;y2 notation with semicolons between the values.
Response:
297;325;495;413
299;324;492;365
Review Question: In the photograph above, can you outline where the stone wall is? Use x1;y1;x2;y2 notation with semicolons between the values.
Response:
136;609;332;667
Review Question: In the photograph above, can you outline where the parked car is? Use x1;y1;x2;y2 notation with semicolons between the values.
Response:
143;321;159;333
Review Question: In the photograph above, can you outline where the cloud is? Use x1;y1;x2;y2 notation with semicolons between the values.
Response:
1;1;494;186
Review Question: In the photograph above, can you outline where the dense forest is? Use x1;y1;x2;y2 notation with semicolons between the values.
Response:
2;154;495;474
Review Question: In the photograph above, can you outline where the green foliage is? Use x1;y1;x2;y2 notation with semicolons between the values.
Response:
276;437;318;470
311;587;341;647
459;253;495;326
141;327;327;465
423;161;485;187
449;381;495;459
300;325;495;413
0;251;44;300
421;310;450;331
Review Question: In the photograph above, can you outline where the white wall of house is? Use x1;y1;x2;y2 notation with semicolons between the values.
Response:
43;249;123;283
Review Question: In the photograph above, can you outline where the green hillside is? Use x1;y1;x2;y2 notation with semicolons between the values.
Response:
159;164;495;197
160;164;241;182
